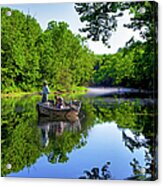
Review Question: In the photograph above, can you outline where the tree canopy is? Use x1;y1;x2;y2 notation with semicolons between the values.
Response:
1;3;158;92
1;7;95;93
75;1;158;46
75;1;158;90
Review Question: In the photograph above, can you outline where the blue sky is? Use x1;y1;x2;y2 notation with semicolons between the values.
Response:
2;2;141;54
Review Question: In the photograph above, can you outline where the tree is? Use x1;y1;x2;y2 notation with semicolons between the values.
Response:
1;7;96;93
75;2;158;90
74;1;158;46
36;20;95;90
1;8;42;92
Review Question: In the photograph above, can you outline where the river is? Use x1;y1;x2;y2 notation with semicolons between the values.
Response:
1;88;158;180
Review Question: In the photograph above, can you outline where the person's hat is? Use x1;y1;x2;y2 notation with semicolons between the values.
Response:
43;80;48;85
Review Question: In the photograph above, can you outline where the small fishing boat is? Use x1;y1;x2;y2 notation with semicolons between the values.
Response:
36;100;81;120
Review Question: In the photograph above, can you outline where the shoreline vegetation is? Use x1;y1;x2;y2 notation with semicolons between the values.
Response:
2;86;157;99
1;2;158;181
2;86;88;98
1;5;158;96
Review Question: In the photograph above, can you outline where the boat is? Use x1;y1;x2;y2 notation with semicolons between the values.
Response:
36;100;81;120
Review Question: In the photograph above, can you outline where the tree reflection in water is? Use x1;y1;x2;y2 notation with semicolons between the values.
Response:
37;116;86;164
38;116;81;147
78;97;157;180
122;130;148;152
78;160;150;180
79;162;111;180
1;95;157;180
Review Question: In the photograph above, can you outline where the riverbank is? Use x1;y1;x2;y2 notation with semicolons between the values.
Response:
2;86;88;98
2;86;156;98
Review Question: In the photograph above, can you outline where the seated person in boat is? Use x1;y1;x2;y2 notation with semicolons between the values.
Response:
41;81;50;103
55;95;64;109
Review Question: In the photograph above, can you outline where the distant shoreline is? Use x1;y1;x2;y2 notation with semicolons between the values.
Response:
1;87;88;98
1;86;156;98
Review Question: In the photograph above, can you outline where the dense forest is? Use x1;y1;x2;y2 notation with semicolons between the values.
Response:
1;7;95;93
93;41;156;89
1;1;158;93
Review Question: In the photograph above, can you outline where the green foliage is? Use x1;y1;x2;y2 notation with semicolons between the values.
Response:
75;2;123;46
93;41;156;90
2;4;158;93
75;1;158;46
1;97;42;176
1;7;95;93
1;95;94;176
37;21;95;90
1;94;157;178
1;8;42;92
75;2;158;90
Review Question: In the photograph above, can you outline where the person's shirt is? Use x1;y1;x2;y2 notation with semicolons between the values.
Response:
43;85;50;95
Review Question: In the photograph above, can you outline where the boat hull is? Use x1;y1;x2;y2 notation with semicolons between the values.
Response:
36;101;81;120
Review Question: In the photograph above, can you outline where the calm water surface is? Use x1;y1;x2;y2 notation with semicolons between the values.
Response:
1;92;157;180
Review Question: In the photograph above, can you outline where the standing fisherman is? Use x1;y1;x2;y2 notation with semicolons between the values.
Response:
41;81;50;103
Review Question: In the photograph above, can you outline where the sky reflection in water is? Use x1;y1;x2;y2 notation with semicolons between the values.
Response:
8;121;146;179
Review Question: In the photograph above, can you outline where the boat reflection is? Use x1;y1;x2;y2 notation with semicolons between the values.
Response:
38;116;81;147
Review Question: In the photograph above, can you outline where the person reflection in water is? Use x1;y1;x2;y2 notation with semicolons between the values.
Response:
41;124;49;147
55;122;65;136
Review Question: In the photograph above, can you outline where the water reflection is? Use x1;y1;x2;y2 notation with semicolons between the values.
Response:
122;130;148;152
38;116;81;147
1;95;157;180
79;162;112;179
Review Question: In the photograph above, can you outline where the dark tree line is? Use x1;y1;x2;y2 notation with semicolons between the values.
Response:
92;41;156;89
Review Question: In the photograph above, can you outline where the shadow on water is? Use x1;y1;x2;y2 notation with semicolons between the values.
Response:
1;90;158;180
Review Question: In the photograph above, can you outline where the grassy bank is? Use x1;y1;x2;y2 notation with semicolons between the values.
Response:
2;86;88;98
